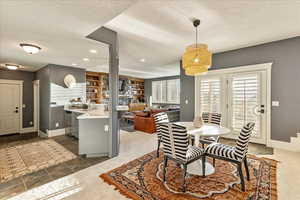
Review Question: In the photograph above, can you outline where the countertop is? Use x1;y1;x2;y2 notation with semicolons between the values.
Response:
64;108;109;119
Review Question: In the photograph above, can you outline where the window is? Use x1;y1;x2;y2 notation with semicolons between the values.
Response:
166;79;180;104
152;79;180;104
199;78;221;113
152;80;166;103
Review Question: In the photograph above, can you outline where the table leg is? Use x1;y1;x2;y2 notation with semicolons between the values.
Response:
195;135;200;146
187;159;215;176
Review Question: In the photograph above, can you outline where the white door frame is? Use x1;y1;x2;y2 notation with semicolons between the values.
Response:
0;79;23;133
195;62;272;145
33;80;40;132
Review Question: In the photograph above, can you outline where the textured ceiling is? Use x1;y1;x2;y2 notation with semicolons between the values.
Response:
1;0;300;78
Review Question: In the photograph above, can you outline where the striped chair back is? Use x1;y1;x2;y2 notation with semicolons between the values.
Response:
153;112;169;140
202;112;210;123
234;122;255;161
159;123;189;162
210;113;222;125
201;112;222;125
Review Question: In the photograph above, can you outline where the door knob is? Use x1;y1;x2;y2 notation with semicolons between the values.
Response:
258;105;265;114
254;105;265;115
257;108;265;114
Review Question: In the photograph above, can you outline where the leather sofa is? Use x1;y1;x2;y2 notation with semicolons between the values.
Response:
133;109;167;133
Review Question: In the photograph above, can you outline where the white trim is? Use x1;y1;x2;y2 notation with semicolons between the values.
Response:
0;79;23;84
38;130;48;138
265;64;272;147
0;79;23;133
33;80;40;132
197;62;273;76
195;62;272;145
20;127;35;133
47;128;66;137
268;139;300;152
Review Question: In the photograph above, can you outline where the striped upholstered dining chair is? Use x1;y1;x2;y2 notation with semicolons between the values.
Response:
205;122;255;191
159;122;205;192
190;112;222;167
199;112;222;147
153;112;169;157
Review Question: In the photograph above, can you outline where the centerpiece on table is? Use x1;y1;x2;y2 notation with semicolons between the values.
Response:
193;115;204;128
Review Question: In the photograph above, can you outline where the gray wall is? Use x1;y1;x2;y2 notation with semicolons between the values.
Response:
35;66;50;132
49;64;86;130
180;36;300;142
180;61;195;121
35;64;86;132
144;75;180;105
0;69;35;128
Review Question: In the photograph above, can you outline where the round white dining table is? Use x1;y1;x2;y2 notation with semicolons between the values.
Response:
175;122;231;176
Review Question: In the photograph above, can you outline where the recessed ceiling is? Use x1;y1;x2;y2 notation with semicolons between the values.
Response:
0;0;136;72
1;0;300;78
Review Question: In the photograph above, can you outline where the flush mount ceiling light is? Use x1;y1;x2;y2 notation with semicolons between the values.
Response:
89;49;97;54
182;19;212;76
83;58;89;62
20;43;41;54
72;63;77;66
140;58;145;62
5;64;19;70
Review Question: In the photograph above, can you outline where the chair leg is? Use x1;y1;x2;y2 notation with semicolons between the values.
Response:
237;163;245;191
182;164;187;192
156;139;161;158
202;156;206;177
163;156;168;182
213;158;216;167
244;156;250;181
202;143;205;149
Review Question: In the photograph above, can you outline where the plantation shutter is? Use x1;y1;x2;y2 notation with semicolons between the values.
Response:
152;80;167;103
230;74;260;137
152;81;161;103
199;78;221;114
167;79;180;104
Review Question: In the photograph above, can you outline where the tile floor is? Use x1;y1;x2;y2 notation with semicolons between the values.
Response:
7;131;297;200
0;133;108;199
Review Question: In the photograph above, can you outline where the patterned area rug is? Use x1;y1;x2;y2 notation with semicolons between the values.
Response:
0;139;76;183
100;151;277;200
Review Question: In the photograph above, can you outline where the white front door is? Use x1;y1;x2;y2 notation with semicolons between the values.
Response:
227;71;267;144
0;83;21;135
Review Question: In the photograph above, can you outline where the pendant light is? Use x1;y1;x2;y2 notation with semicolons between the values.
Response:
182;19;212;76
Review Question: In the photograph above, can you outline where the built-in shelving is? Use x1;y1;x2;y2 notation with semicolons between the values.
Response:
86;72;105;103
86;72;145;104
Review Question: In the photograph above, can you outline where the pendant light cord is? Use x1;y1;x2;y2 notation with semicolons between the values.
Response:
196;26;198;48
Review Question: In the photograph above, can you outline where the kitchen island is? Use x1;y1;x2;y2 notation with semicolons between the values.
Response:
64;107;110;158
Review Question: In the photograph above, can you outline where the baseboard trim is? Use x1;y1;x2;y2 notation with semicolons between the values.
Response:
268;139;300;152
38;130;48;138
20;127;36;134
47;128;66;137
